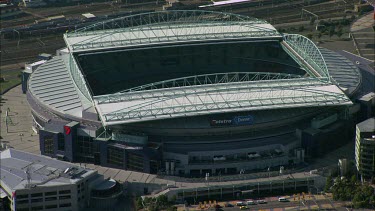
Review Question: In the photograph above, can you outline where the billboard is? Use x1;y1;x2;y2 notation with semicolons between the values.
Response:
210;115;254;126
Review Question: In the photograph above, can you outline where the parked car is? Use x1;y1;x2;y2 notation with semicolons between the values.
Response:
236;201;246;206
257;199;266;204
247;200;256;205
278;197;289;202
224;202;234;207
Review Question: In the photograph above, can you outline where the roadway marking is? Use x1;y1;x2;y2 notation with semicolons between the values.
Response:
323;194;336;209
311;195;322;210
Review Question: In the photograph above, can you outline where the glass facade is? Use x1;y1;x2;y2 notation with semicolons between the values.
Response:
57;133;65;151
127;153;143;172
107;146;124;167
44;136;54;155
77;136;94;162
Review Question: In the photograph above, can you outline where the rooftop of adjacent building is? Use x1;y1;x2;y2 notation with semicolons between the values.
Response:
0;148;97;191
357;117;375;134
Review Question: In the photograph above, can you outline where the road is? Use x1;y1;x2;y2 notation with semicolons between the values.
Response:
183;193;348;211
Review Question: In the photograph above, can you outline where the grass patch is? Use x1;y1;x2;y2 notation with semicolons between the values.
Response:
0;69;22;93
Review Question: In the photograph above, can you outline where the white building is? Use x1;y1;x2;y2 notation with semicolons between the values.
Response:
0;149;122;211
355;118;375;181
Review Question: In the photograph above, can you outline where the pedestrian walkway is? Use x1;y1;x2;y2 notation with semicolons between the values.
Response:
351;12;375;32
350;12;375;61
0;85;39;154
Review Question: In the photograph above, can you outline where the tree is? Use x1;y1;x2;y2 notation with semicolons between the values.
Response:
170;195;177;204
166;206;177;211
324;175;333;192
350;175;357;184
328;27;335;39
332;177;375;209
317;33;322;40
310;17;316;25
336;28;343;38
136;197;144;210
307;33;313;40
157;195;169;208
298;26;305;32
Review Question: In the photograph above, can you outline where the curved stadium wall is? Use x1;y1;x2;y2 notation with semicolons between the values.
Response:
27;10;360;176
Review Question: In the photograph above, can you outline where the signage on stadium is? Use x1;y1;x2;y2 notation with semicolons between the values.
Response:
210;115;254;126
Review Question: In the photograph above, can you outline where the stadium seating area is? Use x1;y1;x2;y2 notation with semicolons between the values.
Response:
76;41;305;95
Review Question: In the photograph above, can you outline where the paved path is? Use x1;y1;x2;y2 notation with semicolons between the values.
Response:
350;12;375;61
0;85;39;154
351;12;375;32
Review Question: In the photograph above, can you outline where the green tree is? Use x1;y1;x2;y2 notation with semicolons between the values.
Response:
157;194;169;208
298;26;305;32
328;27;335;39
170;195;177;204
166;206;177;211
136;197;144;210
310;17;316;25
307;33;313;40
324;175;333;192
336;28;343;38
317;33;322;40
350;175;357;184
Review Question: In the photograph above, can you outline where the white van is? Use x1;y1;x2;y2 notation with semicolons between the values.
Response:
236;201;245;206
247;200;256;205
278;197;288;202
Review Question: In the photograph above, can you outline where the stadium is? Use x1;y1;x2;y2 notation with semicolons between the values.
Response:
26;10;362;176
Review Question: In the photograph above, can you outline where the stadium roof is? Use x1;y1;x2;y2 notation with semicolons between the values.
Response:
28;56;87;117
94;73;352;126
27;11;360;127
64;10;280;52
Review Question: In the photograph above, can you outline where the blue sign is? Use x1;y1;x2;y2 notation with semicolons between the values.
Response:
210;115;254;126
232;115;254;125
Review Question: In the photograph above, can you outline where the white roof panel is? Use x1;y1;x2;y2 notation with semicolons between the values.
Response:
94;80;352;126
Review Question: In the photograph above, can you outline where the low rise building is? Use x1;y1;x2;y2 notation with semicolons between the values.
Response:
0;149;123;211
355;118;375;181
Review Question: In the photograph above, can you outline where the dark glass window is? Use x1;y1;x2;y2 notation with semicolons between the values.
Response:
16;194;28;199
107;146;124;167
44;136;54;155
45;191;57;196
31;193;43;198
31;198;43;203
31;206;43;211
59;195;71;200
16;199;29;204
45;204;57;209
59;203;71;208
57;133;65;151
59;190;71;194
45;197;57;201
127;152;144;172
77;136;94;162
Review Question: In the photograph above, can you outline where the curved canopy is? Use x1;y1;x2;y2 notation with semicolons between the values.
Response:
93;72;352;126
64;10;280;52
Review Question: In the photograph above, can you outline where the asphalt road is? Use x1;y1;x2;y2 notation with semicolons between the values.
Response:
220;201;294;210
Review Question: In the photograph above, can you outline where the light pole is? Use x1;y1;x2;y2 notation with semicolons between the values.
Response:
19;133;24;142
13;29;20;48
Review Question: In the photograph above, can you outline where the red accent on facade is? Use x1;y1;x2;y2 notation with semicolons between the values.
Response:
64;126;71;135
